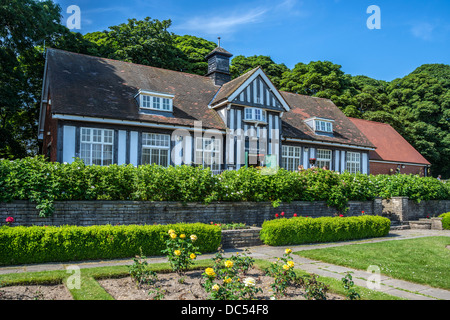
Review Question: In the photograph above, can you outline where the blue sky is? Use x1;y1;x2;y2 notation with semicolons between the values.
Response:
54;0;450;81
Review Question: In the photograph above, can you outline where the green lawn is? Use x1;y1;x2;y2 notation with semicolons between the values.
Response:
295;236;450;290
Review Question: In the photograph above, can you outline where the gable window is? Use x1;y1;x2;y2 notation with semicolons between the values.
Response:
141;133;170;166
315;120;333;133
244;107;267;122
137;90;174;112
316;149;332;169
346;152;361;173
195;137;221;174
80;128;114;166
282;145;301;171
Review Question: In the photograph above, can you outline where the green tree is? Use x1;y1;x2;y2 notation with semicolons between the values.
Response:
230;55;289;88
173;35;217;75
0;0;62;158
84;17;186;71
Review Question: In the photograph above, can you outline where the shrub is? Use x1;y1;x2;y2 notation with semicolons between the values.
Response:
438;212;450;230
1;157;449;217
161;229;201;275
0;223;221;266
259;215;391;246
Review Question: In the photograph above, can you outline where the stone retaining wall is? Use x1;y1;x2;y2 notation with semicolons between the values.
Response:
0;197;449;227
221;227;263;248
0;200;375;227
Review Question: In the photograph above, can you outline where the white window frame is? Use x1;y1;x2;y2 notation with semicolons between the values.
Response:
346;152;361;173
141;133;170;166
244;107;267;123
316;149;332;169
314;120;333;133
80;127;114;166
138;90;174;112
195;137;221;174
282;145;302;171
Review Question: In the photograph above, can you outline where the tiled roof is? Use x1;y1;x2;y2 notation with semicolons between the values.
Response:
349;118;430;164
46;48;226;130
45;48;376;149
281;92;375;148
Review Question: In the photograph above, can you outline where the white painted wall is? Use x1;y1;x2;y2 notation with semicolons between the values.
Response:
118;130;127;165
62;125;76;163
129;131;138;166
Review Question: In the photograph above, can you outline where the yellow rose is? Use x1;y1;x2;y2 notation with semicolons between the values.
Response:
205;267;216;277
223;277;232;284
168;229;175;235
285;248;292;254
190;234;197;241
224;260;233;268
190;253;196;259
282;264;290;271
212;284;220;291
174;250;181;256
180;234;186;239
287;261;295;268
170;233;177;239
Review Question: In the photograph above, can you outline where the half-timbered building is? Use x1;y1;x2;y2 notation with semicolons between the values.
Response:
38;46;376;174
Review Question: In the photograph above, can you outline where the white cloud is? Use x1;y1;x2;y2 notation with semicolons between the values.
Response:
173;0;305;36
174;7;268;35
411;22;435;41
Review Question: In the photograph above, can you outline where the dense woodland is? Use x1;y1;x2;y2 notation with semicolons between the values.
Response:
1;1;449;177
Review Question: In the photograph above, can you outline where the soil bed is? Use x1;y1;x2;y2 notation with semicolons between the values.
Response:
98;268;344;300
0;284;73;300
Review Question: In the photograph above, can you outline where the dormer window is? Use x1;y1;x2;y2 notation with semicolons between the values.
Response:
244;107;267;123
315;119;333;133
136;89;174;112
305;117;334;134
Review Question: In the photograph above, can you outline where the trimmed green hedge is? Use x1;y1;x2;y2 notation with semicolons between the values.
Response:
259;215;391;246
0;223;221;266
438;212;450;230
1;156;449;217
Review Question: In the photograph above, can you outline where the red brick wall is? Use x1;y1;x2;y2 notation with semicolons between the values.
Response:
41;93;58;162
370;161;427;176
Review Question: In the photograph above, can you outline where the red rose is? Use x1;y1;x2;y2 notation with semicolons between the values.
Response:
275;213;279;218
361;211;365;214
293;213;297;217
281;212;285;216
5;216;14;224
339;214;344;217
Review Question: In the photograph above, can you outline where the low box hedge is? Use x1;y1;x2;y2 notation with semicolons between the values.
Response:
0;223;221;266
259;215;391;246
438;212;450;230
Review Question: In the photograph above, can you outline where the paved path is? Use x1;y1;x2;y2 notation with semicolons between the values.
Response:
1;229;449;300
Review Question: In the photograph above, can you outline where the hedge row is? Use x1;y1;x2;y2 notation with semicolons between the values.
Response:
439;213;450;230
1;156;449;216
0;223;222;266
259;215;391;246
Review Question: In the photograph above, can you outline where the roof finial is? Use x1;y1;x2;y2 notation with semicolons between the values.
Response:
218;37;221;47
